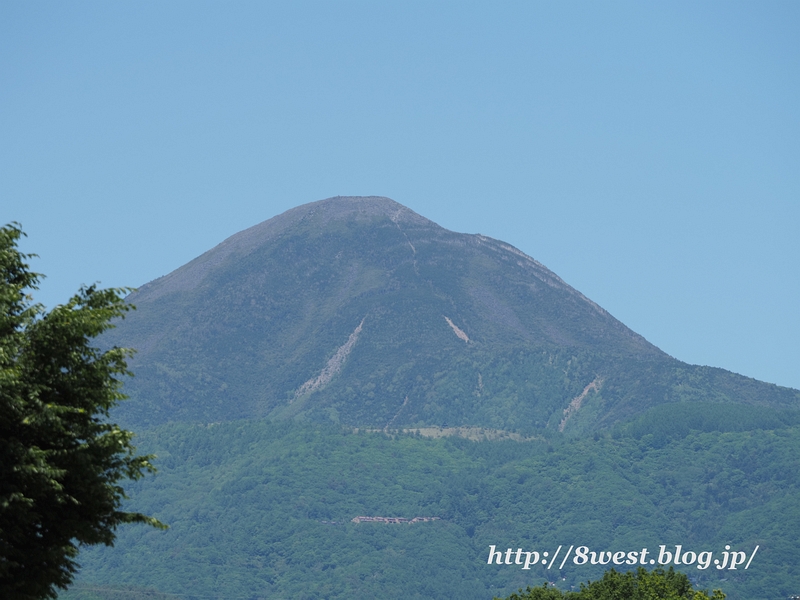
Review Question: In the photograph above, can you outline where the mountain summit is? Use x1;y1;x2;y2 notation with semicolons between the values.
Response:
106;196;799;430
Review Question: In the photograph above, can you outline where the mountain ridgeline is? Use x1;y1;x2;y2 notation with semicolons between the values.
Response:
106;196;799;432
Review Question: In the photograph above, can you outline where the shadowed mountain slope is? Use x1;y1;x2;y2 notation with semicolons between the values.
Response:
105;196;800;430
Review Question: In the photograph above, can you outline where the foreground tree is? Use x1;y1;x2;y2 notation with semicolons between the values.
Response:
573;567;725;600
496;567;725;600
0;224;164;600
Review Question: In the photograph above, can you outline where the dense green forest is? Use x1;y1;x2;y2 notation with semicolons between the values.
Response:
60;402;800;600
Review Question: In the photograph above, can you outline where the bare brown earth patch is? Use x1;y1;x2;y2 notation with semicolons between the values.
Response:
294;318;365;400
443;316;469;343
357;426;541;442
558;376;603;432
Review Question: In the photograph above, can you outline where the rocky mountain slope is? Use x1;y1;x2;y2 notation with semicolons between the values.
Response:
104;196;800;431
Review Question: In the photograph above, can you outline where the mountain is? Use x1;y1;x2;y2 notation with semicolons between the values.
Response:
66;196;800;600
105;196;799;432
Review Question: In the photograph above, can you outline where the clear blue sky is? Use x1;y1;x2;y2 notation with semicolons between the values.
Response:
2;1;798;389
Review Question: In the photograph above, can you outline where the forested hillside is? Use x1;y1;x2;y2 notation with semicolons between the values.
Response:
63;404;800;600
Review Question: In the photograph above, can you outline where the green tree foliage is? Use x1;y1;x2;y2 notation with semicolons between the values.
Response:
0;224;164;600
62;417;800;600
497;568;726;600
499;582;568;600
